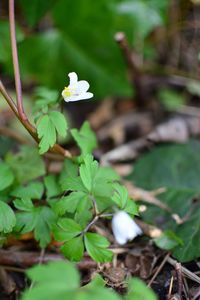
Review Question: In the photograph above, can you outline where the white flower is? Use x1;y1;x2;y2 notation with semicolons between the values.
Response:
62;72;93;102
112;211;142;245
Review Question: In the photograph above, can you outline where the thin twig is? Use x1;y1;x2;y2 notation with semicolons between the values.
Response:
175;262;183;300
148;252;170;287
9;0;26;121
167;257;200;285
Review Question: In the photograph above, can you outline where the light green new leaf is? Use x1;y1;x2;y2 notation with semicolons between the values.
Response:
80;155;98;191
0;201;16;233
61;236;84;261
84;233;113;262
71;121;97;155
0;162;14;191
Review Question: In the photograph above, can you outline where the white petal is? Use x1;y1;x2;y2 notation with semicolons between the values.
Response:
76;80;90;93
112;211;142;245
62;95;76;102
68;72;78;86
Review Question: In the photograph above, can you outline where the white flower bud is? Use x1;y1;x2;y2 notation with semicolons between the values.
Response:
112;211;142;245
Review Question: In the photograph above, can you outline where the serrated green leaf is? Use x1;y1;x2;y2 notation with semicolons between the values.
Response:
11;182;44;200
111;183;128;209
84;233;113;262
15;206;55;248
80;155;98;191
53;218;82;242
54;191;87;215
61;236;84;261
0;201;16;233
0;162;14;191
37;114;57;154
71;121;97;155
44;175;62;199
49;111;68;137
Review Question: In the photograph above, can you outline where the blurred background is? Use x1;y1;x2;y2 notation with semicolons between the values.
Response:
0;0;200;102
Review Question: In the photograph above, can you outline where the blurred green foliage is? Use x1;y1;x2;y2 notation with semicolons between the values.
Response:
1;0;168;98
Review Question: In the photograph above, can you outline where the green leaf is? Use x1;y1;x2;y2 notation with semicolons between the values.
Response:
54;191;87;215
36;112;68;154
84;233;113;262
154;230;183;250
11;182;44;200
61;236;84;261
126;278;157;300
71;121;97;155
128;140;200;262
158;88;185;110
15;206;55;248
14;198;34;211
111;183;128;209
37;114;56;154
53;218;82;242
44;175;62;199
22;261;80;300
19;0;56;27
0;162;14;191
0;201;16;233
59;159;79;188
6;146;46;183
80;155;98;191
49;111;68;137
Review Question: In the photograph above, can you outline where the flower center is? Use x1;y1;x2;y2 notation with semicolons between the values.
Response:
63;86;75;97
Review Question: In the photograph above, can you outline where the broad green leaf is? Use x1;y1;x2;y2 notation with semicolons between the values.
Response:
79;155;98;191
129;140;200;262
84;233;113;262
59;159;79;187
71;121;97;155
0;201;16;233
61;236;84;261
37;114;57;154
11;182;44;200
49;111;68;137
19;0;56;27
158;88;185;110
53;218;82;242
44;175;62;199
126;278;157;300
6;146;46;183
0;162;14;191
78;287;121;300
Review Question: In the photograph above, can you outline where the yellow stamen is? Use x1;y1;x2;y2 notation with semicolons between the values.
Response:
63;86;72;97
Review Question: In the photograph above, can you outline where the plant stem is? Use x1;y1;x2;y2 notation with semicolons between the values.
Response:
9;0;26;121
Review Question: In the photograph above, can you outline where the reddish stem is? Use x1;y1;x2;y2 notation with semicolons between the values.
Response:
9;0;27;121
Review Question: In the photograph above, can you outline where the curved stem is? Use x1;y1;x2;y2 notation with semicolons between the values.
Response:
9;0;26;121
